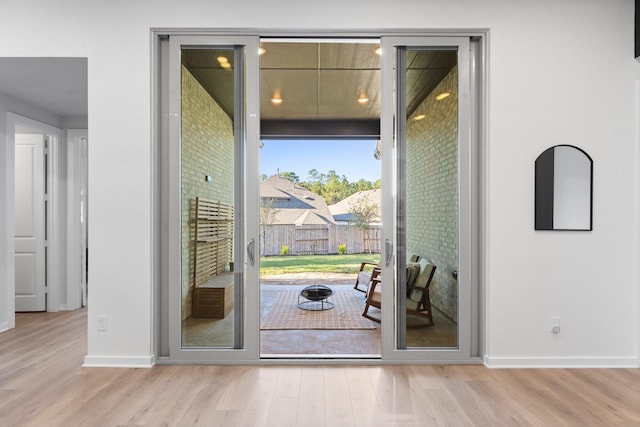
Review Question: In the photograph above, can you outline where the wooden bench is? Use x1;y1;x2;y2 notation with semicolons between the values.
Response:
192;272;234;318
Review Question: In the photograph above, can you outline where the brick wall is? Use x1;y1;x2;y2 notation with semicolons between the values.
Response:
406;65;458;322
181;65;234;319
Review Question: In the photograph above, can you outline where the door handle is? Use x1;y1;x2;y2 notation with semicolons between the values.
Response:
246;239;255;266
385;239;393;267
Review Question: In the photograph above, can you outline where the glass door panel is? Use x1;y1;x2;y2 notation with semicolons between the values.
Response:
400;48;459;348
180;47;239;348
380;36;473;361
168;35;260;362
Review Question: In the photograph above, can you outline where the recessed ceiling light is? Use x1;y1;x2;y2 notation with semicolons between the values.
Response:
357;94;370;104
217;56;231;69
436;92;450;101
414;114;426;121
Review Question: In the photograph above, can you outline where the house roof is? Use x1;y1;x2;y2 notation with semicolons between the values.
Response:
328;189;382;224
294;210;331;226
260;175;335;225
260;184;290;199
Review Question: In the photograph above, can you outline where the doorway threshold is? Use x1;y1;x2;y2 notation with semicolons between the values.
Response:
260;354;382;360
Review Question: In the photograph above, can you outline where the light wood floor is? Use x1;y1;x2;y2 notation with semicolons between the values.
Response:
2;309;640;426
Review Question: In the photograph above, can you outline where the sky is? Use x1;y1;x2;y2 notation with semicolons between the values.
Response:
259;139;381;183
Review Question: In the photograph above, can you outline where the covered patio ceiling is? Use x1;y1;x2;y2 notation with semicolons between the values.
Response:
182;41;456;139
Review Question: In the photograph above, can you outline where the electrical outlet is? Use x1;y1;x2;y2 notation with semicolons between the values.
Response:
550;316;560;334
97;315;108;331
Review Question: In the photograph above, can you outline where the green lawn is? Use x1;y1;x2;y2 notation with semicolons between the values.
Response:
260;253;381;275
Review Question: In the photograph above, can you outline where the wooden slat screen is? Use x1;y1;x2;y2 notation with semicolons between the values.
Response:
194;197;234;287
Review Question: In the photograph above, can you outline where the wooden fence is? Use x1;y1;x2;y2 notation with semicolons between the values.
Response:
260;224;381;256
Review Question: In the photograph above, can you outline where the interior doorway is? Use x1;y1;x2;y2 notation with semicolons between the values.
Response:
7;114;88;315
0;57;88;333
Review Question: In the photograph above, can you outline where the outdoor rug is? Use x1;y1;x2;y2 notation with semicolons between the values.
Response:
261;290;377;330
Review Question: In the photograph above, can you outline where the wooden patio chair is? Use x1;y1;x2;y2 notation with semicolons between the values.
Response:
361;271;382;322
362;258;436;328
353;262;380;293
406;260;436;328
354;255;418;294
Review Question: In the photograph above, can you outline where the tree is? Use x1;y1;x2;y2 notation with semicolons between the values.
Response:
322;170;350;204
300;169;352;204
286;168;381;205
278;171;300;183
350;178;374;193
349;197;380;254
259;198;279;256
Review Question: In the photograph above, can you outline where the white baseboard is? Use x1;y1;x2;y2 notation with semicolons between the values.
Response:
0;321;12;334
83;354;156;368
484;355;639;369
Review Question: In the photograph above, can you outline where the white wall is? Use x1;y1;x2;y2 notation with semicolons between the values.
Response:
0;0;637;367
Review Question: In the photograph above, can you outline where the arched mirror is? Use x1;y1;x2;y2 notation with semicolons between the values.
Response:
535;145;593;231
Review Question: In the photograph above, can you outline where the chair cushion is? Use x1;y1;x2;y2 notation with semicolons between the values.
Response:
414;259;435;288
358;271;372;284
369;288;382;304
406;262;421;297
406;263;421;285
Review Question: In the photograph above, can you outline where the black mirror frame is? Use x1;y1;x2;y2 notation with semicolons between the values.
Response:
535;144;593;231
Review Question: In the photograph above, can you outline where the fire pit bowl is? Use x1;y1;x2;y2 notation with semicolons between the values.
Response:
298;285;334;311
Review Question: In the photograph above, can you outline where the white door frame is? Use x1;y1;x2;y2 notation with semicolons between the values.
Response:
67;129;88;309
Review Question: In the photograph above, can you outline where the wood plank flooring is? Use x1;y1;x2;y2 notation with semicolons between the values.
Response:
1;308;639;426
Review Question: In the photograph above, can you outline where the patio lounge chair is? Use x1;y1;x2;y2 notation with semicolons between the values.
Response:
362;257;437;328
353;262;380;293
354;254;419;294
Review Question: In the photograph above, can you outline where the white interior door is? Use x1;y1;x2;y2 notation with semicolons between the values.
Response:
15;133;46;312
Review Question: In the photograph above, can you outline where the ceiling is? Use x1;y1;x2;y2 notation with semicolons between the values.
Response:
182;42;456;138
0;58;88;117
0;46;453;134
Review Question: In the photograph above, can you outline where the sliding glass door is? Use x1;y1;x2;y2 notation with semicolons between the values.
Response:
167;35;260;362
379;36;477;361
159;32;480;363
